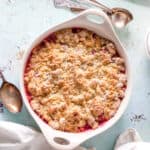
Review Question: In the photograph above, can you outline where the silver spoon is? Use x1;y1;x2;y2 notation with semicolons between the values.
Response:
89;0;133;28
0;72;23;113
71;0;133;28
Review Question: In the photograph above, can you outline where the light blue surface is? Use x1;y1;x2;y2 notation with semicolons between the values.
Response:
0;0;150;149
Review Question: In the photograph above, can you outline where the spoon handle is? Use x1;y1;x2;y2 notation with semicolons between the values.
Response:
70;7;85;12
0;72;5;83
85;0;112;14
90;0;110;10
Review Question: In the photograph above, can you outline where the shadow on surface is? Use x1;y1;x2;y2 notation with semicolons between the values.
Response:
0;105;40;131
82;117;128;150
126;0;150;7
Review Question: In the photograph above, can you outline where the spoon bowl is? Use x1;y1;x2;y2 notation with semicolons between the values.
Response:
0;72;23;113
71;6;133;28
85;0;133;28
111;8;133;28
90;0;133;28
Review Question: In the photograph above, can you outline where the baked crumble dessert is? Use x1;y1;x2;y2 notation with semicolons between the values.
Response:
24;28;127;133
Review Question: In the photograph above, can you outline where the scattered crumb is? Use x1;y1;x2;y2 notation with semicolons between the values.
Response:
130;41;135;47
0;59;12;72
130;114;146;123
29;5;35;11
0;103;3;107
8;0;14;3
0;102;3;113
147;92;150;96
16;50;25;60
0;108;3;113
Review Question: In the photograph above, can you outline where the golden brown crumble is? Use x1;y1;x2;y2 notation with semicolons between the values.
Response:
24;28;127;132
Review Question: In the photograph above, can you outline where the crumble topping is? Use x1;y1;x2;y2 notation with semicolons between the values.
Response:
24;28;127;132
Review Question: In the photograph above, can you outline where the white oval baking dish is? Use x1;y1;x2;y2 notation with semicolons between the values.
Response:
20;9;132;150
146;29;150;58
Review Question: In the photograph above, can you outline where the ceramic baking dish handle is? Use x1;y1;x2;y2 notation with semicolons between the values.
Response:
42;130;83;150
74;9;117;41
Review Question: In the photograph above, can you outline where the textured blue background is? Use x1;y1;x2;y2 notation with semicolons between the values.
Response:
0;0;150;149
